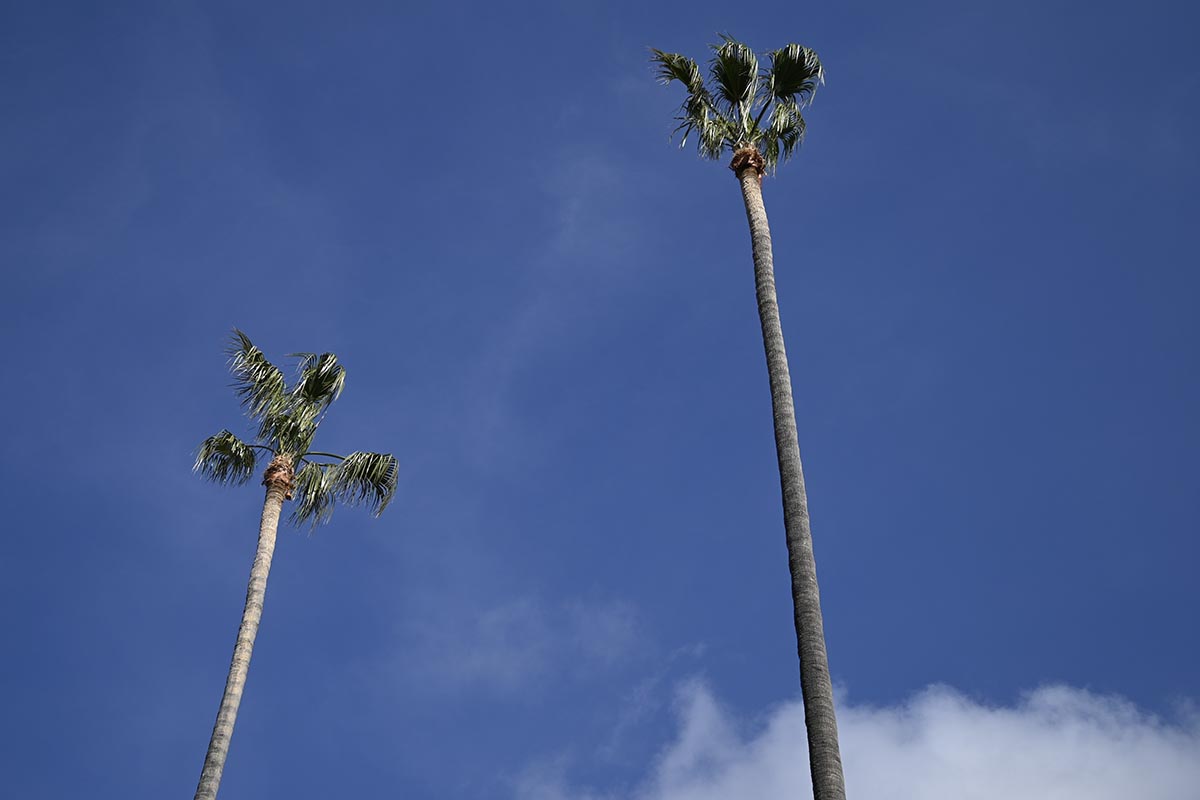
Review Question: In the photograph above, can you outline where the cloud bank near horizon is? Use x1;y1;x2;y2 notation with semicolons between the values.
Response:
519;681;1200;800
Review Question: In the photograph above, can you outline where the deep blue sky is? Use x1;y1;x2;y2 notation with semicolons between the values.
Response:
2;1;1198;798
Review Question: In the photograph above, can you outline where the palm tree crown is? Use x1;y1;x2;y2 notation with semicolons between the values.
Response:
194;329;398;526
652;35;823;172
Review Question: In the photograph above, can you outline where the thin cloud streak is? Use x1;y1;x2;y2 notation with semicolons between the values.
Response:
398;596;640;695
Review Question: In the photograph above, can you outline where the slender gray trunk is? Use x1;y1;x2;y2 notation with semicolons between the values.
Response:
736;163;847;800
194;484;285;800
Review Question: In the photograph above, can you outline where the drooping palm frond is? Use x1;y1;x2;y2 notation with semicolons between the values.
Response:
696;110;739;160
709;35;759;125
290;452;398;527
674;100;735;160
760;98;808;170
328;452;399;517
291;461;337;527
195;430;260;485
227;330;287;421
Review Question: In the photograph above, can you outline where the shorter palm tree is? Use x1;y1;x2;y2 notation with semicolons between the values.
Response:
191;329;398;800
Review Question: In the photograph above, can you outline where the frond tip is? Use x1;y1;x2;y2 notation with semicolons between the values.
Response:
194;430;259;485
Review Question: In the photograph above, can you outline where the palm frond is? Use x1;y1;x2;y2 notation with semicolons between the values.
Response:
760;98;807;170
195;430;260;485
290;351;346;416
671;102;736;159
761;134;780;175
766;43;823;106
654;48;731;156
291;461;337;527
650;49;705;96
328;451;399;517
698;110;738;160
709;35;759;123
227;329;287;421
654;48;741;159
259;413;317;457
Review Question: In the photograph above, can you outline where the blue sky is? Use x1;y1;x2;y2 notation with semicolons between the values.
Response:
2;1;1199;797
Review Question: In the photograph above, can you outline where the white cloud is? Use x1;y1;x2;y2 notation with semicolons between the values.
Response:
523;681;1200;800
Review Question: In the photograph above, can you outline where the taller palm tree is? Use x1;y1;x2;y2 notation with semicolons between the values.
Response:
191;329;399;800
652;37;846;800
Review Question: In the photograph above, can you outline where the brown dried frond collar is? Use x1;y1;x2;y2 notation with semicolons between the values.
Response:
729;147;766;181
262;454;296;499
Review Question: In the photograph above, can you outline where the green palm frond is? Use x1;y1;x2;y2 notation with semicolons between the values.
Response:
290;351;346;417
653;48;735;158
227;330;287;420
673;101;734;159
291;461;337;527
709;35;759;124
766;43;823;105
328;452;399;517
701;111;739;160
760;98;807;170
195;430;260;485
243;350;345;454
761;135;780;174
650;49;706;97
259;413;317;457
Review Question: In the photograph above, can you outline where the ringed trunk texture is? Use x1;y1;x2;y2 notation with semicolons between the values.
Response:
734;152;847;800
194;458;291;800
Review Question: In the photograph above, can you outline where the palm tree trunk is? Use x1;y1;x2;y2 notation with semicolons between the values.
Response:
194;483;285;800
736;163;847;800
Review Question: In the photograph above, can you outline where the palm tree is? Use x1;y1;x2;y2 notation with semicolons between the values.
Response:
191;329;399;800
652;37;846;800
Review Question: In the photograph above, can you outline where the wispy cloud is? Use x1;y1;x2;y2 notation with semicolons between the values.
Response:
455;146;651;474
399;596;640;695
520;681;1200;800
